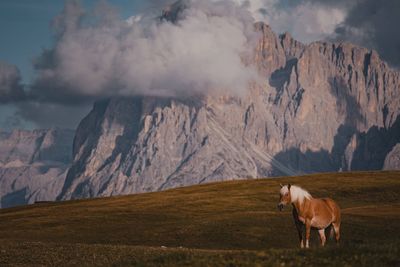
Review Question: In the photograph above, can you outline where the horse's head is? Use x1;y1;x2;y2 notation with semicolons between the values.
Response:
277;183;291;211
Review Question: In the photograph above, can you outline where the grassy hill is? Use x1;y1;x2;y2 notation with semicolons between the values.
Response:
0;171;399;266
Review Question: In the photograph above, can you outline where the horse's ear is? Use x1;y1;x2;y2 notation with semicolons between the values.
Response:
288;184;291;190
279;183;283;188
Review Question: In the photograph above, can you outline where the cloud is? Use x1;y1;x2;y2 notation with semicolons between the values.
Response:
232;0;347;43
332;0;400;68
0;61;25;103
26;0;400;106
31;0;261;104
242;0;400;67
0;105;36;130
14;101;91;130
264;0;400;68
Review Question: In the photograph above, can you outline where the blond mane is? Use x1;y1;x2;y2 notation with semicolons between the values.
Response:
290;185;312;204
281;185;312;204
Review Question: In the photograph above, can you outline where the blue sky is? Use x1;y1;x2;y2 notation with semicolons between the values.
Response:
0;0;151;130
0;0;147;84
0;1;62;83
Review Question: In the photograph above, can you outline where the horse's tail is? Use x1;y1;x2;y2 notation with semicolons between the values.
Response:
322;198;341;242
329;199;341;244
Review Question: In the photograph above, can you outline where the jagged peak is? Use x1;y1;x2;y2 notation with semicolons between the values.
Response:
160;0;189;23
279;31;292;41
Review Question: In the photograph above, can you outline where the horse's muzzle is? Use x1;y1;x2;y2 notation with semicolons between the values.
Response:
277;203;284;211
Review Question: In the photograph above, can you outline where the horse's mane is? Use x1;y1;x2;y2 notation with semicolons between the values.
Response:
289;185;312;204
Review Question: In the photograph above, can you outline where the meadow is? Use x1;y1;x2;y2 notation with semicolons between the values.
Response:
0;171;399;266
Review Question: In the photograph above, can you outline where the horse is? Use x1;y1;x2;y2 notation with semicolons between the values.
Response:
277;184;341;248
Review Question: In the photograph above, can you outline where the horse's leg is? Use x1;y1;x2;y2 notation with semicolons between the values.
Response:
296;222;304;248
292;209;304;248
305;219;311;248
323;224;333;243
318;229;326;247
332;222;341;244
329;224;335;240
332;202;341;245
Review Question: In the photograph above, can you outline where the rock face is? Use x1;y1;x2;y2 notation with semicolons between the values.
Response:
2;9;399;205
0;129;74;208
384;144;400;170
58;23;400;200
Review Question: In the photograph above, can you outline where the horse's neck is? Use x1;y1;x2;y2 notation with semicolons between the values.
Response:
292;197;311;215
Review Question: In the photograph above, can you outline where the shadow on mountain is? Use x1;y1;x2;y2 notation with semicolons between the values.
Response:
269;58;297;89
57;98;111;200
1;188;27;208
328;76;364;170
351;115;400;170
272;115;400;176
271;75;400;175
271;148;335;176
269;58;298;104
36;129;75;164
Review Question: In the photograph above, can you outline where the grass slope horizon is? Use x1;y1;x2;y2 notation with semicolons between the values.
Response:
0;171;399;266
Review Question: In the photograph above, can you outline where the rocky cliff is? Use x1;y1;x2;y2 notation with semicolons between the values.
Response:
58;22;400;200
0;129;74;208
384;144;400;170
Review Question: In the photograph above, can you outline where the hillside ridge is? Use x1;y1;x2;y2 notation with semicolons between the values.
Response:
0;171;399;266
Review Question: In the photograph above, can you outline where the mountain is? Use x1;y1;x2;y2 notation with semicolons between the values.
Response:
0;128;74;208
384;144;400;170
58;22;400;200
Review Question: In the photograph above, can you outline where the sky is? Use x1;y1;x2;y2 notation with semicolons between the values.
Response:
0;0;150;83
0;0;154;129
0;0;399;131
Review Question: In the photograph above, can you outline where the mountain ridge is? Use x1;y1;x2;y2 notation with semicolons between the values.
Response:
58;21;400;200
1;20;399;206
0;128;74;208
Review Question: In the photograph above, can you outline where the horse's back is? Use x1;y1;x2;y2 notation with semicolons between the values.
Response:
321;198;341;223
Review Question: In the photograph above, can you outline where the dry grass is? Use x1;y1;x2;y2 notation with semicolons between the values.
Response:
0;171;399;266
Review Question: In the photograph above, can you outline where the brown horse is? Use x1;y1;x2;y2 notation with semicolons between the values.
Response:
277;184;341;248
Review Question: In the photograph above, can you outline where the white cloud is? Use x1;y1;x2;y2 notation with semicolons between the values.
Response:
31;0;350;102
33;0;261;100
236;0;347;43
